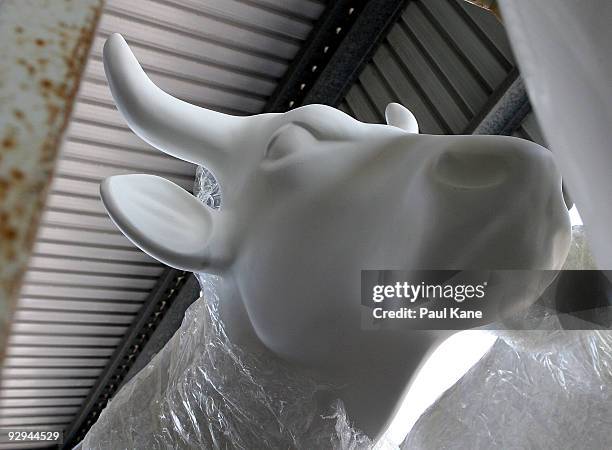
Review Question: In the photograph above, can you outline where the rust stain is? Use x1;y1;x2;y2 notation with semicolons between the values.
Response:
39;78;53;90
1;138;15;150
0;180;6;201
9;169;24;181
46;104;61;127
0;227;17;242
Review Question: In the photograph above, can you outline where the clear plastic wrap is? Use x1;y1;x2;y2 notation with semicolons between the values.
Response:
82;279;611;450
562;225;598;270
81;169;611;449
402;326;612;449
81;272;375;449
404;230;611;449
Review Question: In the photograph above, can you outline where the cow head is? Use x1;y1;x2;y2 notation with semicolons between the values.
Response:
101;32;571;352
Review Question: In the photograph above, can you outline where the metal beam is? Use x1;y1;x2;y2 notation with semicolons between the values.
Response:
121;275;200;386
463;68;531;135
266;0;408;112
0;0;104;366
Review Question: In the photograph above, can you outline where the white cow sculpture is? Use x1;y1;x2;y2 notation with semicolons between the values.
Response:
99;34;570;441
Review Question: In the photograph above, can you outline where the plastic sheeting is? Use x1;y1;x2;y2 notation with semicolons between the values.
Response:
402;328;612;449
80;170;611;449
81;275;611;449
80;280;612;449
400;231;609;449
81;272;374;449
563;225;598;270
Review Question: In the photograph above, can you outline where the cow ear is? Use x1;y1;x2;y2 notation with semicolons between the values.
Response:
100;174;220;272
385;103;419;133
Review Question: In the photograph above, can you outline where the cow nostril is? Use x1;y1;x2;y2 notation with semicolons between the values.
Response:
432;148;510;189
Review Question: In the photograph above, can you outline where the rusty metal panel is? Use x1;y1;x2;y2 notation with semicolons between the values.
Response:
0;0;104;363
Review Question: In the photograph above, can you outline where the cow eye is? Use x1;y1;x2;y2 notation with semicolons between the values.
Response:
265;123;317;161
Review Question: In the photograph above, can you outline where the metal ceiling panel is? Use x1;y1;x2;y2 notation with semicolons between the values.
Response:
27;257;163;278
1;0;325;438
1;379;98;389
35;226;135;248
0;389;91;399
6;338;119;356
340;0;515;134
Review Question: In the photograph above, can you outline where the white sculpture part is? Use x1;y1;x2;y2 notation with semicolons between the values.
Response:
100;174;216;271
499;0;612;268
385;102;419;133
100;34;571;440
102;33;243;187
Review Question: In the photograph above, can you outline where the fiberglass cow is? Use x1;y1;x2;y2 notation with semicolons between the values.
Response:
99;34;570;440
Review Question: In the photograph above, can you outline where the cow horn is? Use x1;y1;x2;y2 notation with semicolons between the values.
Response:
103;33;243;181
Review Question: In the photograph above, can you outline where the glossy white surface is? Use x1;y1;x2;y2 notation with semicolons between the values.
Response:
500;0;612;268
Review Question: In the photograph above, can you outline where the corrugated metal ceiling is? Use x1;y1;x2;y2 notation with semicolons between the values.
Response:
0;0;325;445
339;0;515;133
